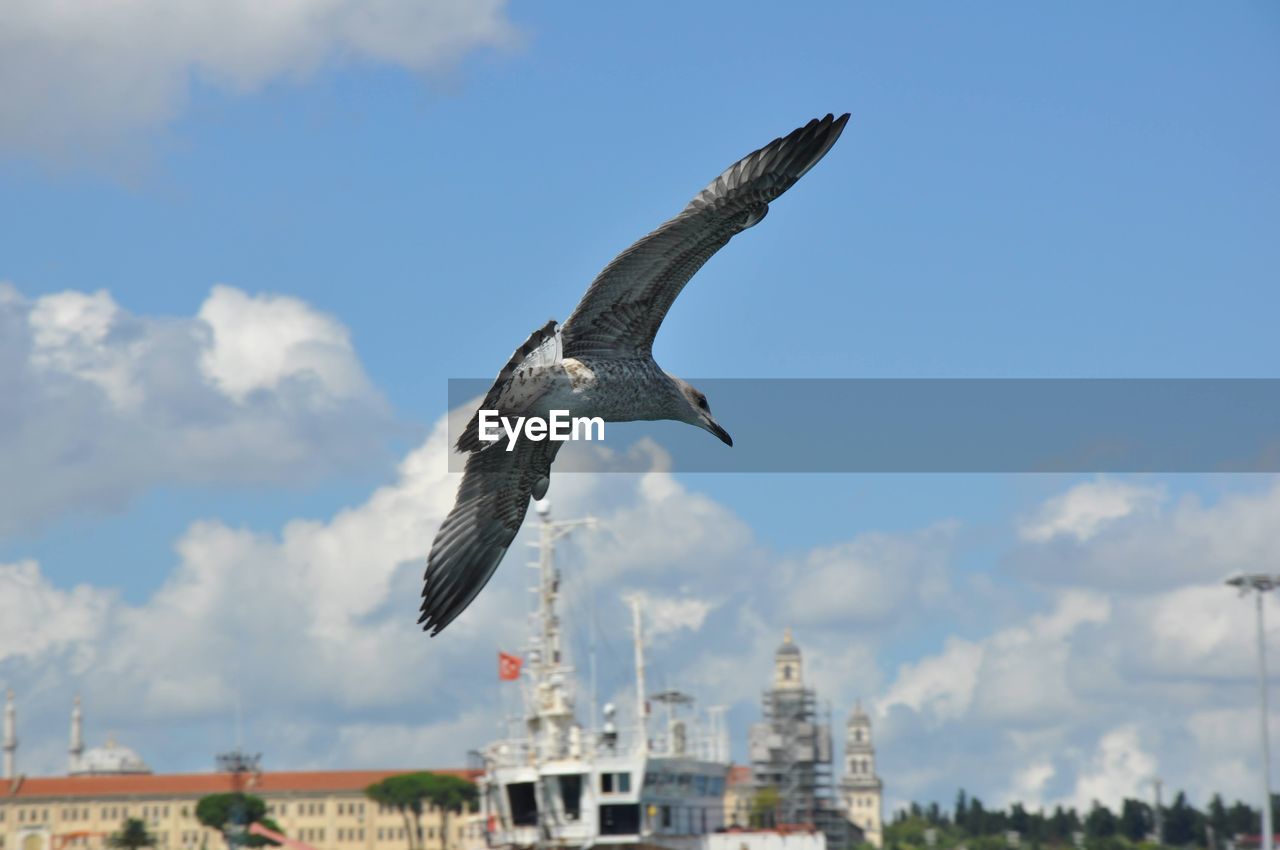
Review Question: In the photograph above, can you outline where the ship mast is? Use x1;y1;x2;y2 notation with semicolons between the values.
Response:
630;598;649;755
525;499;596;761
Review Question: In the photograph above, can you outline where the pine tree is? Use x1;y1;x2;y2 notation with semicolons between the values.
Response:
1162;792;1199;846
1119;799;1151;842
1084;801;1117;839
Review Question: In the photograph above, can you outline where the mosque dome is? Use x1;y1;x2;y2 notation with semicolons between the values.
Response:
70;737;152;776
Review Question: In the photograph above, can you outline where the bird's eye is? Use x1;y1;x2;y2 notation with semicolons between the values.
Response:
697;395;709;411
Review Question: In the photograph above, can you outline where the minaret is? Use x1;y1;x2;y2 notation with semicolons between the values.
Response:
773;627;803;690
841;700;884;848
69;694;84;772
3;689;16;780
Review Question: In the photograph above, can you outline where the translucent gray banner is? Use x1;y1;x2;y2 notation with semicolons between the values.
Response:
446;379;1280;472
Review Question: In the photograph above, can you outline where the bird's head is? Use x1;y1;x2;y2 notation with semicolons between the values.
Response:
672;377;732;447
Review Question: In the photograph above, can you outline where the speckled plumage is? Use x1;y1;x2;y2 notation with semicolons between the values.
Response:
420;113;850;636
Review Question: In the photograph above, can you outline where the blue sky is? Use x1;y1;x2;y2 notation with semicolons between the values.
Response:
1;0;1279;816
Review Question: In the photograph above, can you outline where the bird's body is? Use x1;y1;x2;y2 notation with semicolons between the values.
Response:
421;113;850;635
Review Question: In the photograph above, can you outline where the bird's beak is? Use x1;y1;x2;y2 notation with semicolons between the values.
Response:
705;418;733;447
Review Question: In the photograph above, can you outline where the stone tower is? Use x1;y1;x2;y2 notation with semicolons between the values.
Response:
750;631;852;850
840;701;884;848
773;627;803;690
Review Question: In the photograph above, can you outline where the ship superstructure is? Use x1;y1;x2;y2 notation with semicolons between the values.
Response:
479;500;730;850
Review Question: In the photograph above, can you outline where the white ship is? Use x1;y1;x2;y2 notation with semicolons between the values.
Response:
479;500;732;850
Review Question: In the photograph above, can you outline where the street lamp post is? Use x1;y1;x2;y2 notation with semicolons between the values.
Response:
1227;573;1280;850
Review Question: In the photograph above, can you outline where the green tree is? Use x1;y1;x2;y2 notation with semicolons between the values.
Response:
1204;795;1229;846
956;790;969;830
195;793;282;849
419;773;478;850
1009;803;1030;837
1226;800;1258;837
108;819;156;850
749;786;781;829
1119;799;1151;842
1048;805;1073;841
1084;801;1117;840
367;775;431;850
1162;792;1199;846
967;797;987;836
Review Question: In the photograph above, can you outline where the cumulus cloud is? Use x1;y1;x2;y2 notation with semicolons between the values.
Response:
5;410;1277;817
0;0;517;166
782;525;955;628
0;560;112;663
1020;478;1164;543
0;394;952;778
876;478;1280;813
1071;726;1157;810
1007;478;1280;592
0;282;391;535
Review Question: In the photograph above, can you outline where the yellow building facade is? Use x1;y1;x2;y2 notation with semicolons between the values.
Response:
0;769;482;850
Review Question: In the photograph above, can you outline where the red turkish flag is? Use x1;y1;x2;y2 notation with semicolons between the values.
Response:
498;651;523;681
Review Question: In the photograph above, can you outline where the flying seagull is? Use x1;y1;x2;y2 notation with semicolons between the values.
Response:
420;113;850;635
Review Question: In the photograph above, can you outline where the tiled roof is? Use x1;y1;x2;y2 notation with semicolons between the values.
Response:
726;764;753;786
3;769;481;800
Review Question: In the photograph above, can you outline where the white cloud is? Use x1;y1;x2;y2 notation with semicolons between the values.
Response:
878;637;982;726
0;282;391;535
0;0;518;166
198;285;373;403
0;395;954;777
1071;726;1157;810
7;423;1278;814
623;591;713;640
783;525;955;628
0;560;112;662
1010;479;1280;593
1020;478;1163;543
875;478;1280;813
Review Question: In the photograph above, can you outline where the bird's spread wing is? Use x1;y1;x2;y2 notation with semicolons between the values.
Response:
456;319;559;454
560;113;849;358
420;437;561;635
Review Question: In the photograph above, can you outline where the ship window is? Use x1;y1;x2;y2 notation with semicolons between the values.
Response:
599;804;639;836
600;772;630;794
558;774;582;821
506;782;538;827
694;775;707;795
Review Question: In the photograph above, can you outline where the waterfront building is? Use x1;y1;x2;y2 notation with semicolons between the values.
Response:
0;693;479;850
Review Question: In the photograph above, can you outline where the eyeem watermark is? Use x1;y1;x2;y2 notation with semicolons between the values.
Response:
478;409;606;452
